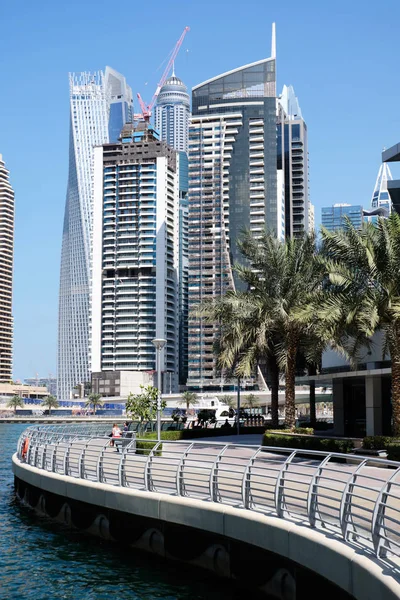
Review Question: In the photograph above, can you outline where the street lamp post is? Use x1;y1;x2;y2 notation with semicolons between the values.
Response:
152;338;166;442
236;376;241;436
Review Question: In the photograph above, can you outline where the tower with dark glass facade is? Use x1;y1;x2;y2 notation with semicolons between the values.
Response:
278;85;310;238
187;25;279;390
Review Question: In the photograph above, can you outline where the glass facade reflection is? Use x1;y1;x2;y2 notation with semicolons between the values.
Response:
321;204;364;232
188;56;278;390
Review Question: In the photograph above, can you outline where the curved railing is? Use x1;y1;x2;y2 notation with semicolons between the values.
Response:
16;425;400;570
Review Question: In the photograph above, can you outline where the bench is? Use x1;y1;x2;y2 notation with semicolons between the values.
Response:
113;432;136;453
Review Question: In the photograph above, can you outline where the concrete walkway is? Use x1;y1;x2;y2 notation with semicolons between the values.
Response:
194;433;263;445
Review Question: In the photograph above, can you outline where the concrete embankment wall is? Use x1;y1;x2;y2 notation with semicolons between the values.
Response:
12;454;400;600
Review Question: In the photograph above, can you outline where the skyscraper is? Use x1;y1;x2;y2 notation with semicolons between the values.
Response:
321;203;364;232
154;73;190;153
0;155;14;381
370;163;393;215
58;68;132;401
155;72;190;385
278;85;310;238
90;123;180;394
187;26;278;390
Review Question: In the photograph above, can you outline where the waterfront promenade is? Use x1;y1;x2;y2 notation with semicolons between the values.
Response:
13;424;400;600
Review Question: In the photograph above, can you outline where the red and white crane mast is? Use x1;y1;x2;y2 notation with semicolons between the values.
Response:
136;26;190;122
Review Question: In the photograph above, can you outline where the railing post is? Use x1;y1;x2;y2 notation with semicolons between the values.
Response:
144;442;162;492
307;454;332;528
209;445;229;503
371;466;400;558
176;443;194;496
339;459;367;543
97;440;110;484
64;437;75;476
274;451;297;518
241;448;261;509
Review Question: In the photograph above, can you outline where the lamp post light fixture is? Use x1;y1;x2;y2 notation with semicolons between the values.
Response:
152;338;166;441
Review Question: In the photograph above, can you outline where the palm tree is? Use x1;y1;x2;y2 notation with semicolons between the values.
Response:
199;291;281;428
244;393;257;415
308;214;400;436
179;391;198;412
41;395;59;416
200;230;324;429
7;395;24;414
85;393;104;415
219;394;235;408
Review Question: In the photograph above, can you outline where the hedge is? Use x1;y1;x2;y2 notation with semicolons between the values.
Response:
262;433;354;454
268;427;314;436
362;436;400;461
297;421;333;431
362;436;393;450
136;427;266;442
386;443;400;462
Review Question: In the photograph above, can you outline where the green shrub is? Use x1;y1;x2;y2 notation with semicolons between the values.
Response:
298;421;333;431
362;436;392;450
268;427;314;435
262;433;354;454
386;443;400;462
264;423;285;431
135;439;161;456
294;427;314;435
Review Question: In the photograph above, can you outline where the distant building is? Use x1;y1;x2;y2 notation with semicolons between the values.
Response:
321;203;364;232
309;202;315;232
24;378;57;396
58;68;133;402
0;155;14;382
154;72;190;153
364;163;393;224
0;383;48;400
90;122;180;393
187;25;279;390
155;73;190;385
278;85;310;238
383;142;400;212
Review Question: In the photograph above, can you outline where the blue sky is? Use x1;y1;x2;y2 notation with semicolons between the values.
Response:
1;0;399;380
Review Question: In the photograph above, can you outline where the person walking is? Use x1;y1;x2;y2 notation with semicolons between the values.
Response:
110;423;121;447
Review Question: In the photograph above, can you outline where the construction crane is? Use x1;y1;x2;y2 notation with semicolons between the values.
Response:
136;26;190;122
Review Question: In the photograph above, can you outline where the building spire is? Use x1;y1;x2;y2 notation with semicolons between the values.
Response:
172;61;175;77
271;22;276;59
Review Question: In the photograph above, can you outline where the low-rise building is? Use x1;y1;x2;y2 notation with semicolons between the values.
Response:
304;142;400;438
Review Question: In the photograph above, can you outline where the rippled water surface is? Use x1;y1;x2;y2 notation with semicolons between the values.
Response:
0;423;248;600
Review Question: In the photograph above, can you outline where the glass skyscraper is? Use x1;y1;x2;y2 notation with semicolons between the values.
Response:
154;73;190;153
187;26;278;390
155;73;190;385
321;203;364;232
278;85;311;238
58;68;133;401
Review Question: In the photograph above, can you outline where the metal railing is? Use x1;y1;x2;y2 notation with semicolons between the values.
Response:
16;425;400;571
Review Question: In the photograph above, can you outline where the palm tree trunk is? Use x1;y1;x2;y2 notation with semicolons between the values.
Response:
308;364;317;428
391;347;400;437
269;357;279;428
285;339;297;429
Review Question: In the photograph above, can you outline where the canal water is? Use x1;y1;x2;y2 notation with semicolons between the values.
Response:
0;423;251;600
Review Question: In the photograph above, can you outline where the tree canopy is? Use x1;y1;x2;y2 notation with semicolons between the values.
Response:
125;385;166;422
